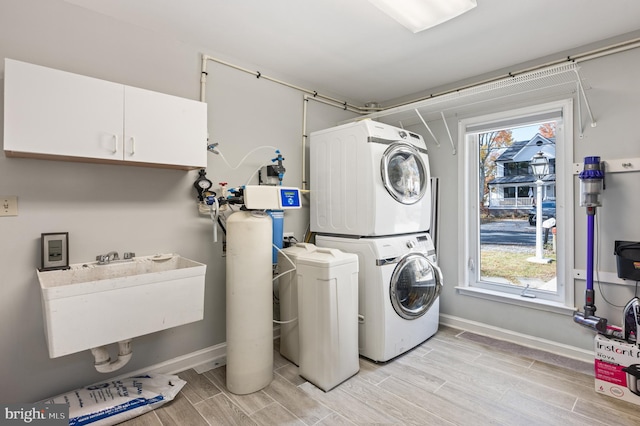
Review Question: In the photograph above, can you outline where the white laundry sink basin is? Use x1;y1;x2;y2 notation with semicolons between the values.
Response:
37;254;206;358
38;254;203;297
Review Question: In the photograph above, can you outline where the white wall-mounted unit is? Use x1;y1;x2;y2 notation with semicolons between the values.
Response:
37;254;206;358
3;58;207;170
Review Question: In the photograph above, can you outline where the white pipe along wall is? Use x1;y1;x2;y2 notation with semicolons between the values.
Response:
201;38;640;197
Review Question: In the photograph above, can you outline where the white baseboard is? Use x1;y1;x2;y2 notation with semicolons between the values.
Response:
108;342;227;382
113;327;282;380
118;319;593;381
439;314;594;363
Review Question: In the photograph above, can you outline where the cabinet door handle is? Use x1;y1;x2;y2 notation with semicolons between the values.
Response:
113;134;118;154
130;136;135;156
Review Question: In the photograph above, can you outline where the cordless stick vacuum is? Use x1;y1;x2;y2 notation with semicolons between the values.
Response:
573;156;609;333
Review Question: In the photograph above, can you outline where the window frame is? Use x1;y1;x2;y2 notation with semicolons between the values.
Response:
457;99;574;309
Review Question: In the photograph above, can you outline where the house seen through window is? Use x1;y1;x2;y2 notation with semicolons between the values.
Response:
460;101;572;304
481;126;557;292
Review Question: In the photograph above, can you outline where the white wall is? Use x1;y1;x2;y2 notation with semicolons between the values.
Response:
0;0;354;403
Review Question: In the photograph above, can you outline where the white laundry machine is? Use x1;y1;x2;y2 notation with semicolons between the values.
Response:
316;232;443;362
310;119;432;237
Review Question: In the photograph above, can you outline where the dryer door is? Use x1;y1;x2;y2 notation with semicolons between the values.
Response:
380;142;429;205
390;253;442;319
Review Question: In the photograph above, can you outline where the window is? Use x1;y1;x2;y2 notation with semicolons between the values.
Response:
503;187;515;198
517;186;530;198
458;100;573;306
505;162;530;176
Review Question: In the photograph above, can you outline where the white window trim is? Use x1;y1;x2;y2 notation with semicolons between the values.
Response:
455;286;576;316
457;99;575;310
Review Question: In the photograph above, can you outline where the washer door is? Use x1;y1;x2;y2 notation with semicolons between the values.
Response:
380;142;428;205
390;253;442;319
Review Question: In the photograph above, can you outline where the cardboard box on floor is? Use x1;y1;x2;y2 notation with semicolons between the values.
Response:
594;334;640;406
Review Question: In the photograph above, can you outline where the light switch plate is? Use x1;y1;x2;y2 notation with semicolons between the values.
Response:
1;196;18;216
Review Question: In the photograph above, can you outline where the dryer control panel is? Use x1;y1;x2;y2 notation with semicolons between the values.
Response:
415;234;436;258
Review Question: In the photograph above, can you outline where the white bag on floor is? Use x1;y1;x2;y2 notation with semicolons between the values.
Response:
40;373;185;426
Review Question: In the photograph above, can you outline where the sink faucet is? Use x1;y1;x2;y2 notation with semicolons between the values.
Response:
96;251;119;265
95;251;135;265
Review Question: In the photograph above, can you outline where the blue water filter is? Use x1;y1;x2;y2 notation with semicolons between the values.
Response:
268;210;284;264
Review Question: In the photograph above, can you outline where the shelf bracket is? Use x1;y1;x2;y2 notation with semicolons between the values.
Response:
414;109;441;148
575;68;596;139
440;111;457;156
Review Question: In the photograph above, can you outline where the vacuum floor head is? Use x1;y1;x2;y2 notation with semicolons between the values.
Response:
573;311;608;334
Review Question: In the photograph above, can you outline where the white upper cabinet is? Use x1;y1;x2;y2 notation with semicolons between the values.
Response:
123;86;207;167
4;59;124;161
3;59;207;170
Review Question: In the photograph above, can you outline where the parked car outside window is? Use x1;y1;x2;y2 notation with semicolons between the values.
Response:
528;200;556;226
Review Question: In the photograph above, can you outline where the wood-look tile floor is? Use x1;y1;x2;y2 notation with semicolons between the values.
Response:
120;326;640;425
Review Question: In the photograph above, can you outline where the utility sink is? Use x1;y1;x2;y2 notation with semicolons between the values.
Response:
37;254;206;358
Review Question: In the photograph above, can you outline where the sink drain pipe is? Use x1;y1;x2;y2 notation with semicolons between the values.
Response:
90;339;133;373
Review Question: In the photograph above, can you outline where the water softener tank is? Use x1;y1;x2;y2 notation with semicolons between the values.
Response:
226;211;273;394
268;210;284;264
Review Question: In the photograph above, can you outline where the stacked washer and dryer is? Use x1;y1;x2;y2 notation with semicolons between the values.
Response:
310;119;443;362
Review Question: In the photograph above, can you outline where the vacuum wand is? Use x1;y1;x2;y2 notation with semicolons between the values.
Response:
584;209;597;318
573;156;608;334
574;207;608;333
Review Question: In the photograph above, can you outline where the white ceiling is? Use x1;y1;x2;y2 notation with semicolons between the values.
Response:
64;0;640;105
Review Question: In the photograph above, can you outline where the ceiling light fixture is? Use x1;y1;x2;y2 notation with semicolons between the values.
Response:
368;0;477;33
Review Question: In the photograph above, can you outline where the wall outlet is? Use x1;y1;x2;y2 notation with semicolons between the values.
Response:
283;232;295;238
0;196;18;217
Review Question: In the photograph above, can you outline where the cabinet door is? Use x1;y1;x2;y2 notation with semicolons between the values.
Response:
4;59;124;160
123;86;207;168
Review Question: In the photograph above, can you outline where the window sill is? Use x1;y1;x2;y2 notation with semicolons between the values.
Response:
455;286;576;316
